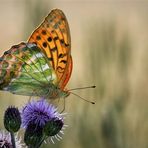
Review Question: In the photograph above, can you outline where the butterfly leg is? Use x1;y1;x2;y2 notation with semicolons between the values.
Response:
60;98;66;113
28;95;32;102
28;89;39;103
57;97;60;103
28;95;33;103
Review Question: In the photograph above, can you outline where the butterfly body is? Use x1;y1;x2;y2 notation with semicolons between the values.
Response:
0;9;72;99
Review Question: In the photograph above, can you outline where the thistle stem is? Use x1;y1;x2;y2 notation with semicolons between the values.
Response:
35;135;46;148
10;132;16;148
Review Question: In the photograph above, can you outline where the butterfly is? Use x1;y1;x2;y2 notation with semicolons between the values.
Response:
0;9;73;99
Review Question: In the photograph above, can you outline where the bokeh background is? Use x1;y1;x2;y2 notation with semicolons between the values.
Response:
0;0;148;148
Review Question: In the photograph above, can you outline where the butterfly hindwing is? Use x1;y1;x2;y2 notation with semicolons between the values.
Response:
0;43;57;96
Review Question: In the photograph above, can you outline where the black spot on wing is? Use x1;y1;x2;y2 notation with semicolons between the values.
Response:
60;39;64;44
58;53;66;58
43;42;47;48
4;50;11;55
47;37;52;42
36;35;41;40
50;47;57;52
42;30;47;35
48;57;53;61
57;66;64;73
54;37;59;41
60;60;67;64
11;45;20;48
65;43;70;47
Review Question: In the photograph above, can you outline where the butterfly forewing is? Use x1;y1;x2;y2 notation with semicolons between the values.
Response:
28;9;72;89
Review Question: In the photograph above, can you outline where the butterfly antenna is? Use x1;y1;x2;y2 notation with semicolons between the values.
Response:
70;92;95;104
68;85;96;91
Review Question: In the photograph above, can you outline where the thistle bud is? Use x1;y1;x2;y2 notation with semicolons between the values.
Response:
24;122;44;147
43;117;64;137
4;106;21;132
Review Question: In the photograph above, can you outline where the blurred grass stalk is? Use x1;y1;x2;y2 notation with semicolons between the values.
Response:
79;18;148;148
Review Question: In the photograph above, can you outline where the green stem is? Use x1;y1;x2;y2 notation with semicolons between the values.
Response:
35;135;46;148
10;132;16;148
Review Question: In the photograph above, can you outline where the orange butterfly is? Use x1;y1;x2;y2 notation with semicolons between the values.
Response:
0;9;73;99
0;9;95;104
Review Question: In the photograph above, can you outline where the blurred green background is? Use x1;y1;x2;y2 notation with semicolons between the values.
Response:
0;0;148;148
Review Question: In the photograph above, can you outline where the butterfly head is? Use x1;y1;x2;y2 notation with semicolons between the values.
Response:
46;84;70;99
59;89;70;98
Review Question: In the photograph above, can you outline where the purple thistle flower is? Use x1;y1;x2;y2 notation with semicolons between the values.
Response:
21;99;66;146
0;131;23;148
21;99;63;128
